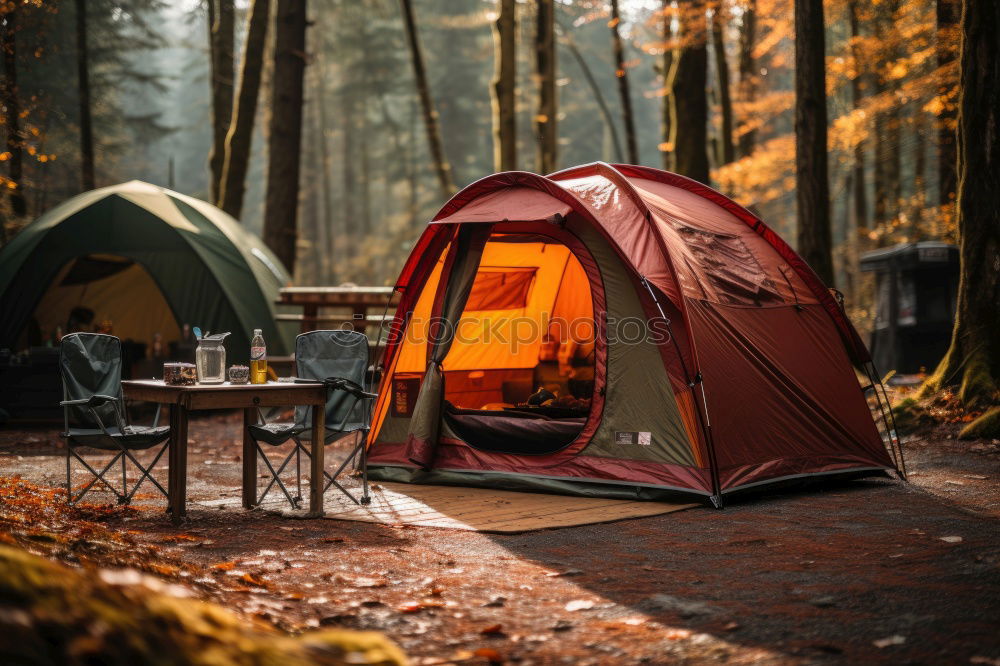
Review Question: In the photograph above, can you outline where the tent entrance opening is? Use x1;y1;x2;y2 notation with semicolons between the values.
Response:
440;233;596;455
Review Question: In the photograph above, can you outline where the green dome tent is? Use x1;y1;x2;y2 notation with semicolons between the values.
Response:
0;180;292;362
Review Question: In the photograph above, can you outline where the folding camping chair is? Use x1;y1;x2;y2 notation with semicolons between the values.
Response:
248;330;375;508
59;333;170;505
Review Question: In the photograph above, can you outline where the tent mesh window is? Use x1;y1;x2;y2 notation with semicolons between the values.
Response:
677;226;782;306
465;268;537;311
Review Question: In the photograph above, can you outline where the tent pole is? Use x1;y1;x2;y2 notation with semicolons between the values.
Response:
641;277;723;507
864;361;907;480
368;287;397;395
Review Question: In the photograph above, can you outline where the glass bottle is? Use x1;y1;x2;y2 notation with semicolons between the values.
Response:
250;329;267;384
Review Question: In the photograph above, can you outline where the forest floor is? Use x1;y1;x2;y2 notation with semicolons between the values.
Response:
0;413;998;665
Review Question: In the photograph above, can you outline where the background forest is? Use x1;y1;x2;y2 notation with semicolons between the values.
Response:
0;0;964;334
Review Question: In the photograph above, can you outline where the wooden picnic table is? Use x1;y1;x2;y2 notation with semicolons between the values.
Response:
122;380;327;525
276;286;399;334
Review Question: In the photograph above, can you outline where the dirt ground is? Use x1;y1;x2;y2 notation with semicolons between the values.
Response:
1;412;998;665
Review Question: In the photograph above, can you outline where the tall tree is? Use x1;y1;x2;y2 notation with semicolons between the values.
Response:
219;0;269;219
661;0;674;170
872;0;902;235
936;0;959;209
559;21;624;162
736;0;756;157
922;0;1000;415
1;5;25;214
313;24;334;281
207;0;235;203
491;0;517;172
75;0;94;192
670;0;709;184
847;0;868;231
794;0;833;285
535;0;557;174
400;0;455;198
610;0;638;164
711;1;734;165
262;0;307;274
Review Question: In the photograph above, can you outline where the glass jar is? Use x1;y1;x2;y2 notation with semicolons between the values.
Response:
195;333;229;384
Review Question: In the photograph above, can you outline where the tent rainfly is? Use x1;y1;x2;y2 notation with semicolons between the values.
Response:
366;163;904;505
0;180;292;360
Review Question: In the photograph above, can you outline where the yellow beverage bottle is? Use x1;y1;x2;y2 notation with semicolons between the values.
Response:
250;328;267;384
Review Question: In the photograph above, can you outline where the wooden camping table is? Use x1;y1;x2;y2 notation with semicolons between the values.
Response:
276;286;398;333
121;380;327;525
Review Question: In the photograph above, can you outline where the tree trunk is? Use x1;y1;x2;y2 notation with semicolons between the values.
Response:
847;0;868;231
207;0;235;203
75;0;95;192
737;0;756;157
872;0;901;235
922;0;1000;409
911;109;927;238
794;0;833;285
408;98;419;228
671;0;710;184
661;0;674;170
711;2;734;165
399;0;455;198
359;17;371;234
491;0;516;172
340;90;356;238
560;22;624;162
262;0;307;275
314;30;335;283
219;0;269;218
610;0;638;165
534;0;557;174
2;6;25;215
936;0;959;209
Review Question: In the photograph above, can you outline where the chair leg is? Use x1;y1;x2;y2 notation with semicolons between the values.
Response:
120;452;128;505
295;441;302;503
122;442;170;503
255;443;301;509
65;444;72;503
321;438;368;506
359;430;370;505
68;449;125;505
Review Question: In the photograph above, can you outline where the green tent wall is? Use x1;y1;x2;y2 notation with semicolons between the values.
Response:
0;181;292;360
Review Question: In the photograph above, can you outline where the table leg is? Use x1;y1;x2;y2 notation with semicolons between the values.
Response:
242;408;256;509
308;403;325;517
177;406;189;517
168;404;178;519
169;404;189;524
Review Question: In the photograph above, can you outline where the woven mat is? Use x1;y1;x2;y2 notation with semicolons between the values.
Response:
320;481;698;533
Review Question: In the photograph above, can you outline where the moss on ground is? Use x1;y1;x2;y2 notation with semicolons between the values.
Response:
0;545;407;665
958;406;1000;440
892;397;937;434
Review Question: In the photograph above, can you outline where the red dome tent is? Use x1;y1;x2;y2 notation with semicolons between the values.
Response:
366;163;903;505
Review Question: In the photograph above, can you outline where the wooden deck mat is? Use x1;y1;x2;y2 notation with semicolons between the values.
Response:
320;482;698;533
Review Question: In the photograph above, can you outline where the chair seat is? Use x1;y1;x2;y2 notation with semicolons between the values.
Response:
66;425;170;451
248;422;304;446
249;422;365;446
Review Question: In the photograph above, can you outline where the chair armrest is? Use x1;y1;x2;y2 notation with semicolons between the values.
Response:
323;377;377;399
60;394;119;408
294;376;375;399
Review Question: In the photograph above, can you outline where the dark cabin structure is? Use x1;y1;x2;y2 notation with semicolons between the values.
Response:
860;242;959;377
